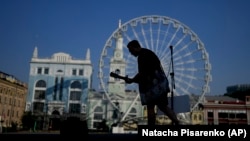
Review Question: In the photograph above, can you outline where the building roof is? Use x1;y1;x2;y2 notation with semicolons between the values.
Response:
204;95;245;104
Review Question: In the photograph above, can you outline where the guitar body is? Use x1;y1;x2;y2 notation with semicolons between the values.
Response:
140;73;170;105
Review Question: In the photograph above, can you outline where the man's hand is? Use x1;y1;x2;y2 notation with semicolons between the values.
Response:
124;76;133;84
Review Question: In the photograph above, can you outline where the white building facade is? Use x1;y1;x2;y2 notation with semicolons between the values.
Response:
25;47;93;130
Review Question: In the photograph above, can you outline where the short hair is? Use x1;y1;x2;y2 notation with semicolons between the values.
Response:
127;40;141;48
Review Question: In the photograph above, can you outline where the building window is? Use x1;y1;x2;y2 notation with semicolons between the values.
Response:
33;102;44;113
69;103;80;113
229;113;235;119
94;107;103;120
71;81;82;89
125;107;137;120
36;80;46;88
199;114;202;120
70;81;82;101
93;106;104;129
79;69;84;76
129;108;137;117
194;114;197;120
236;113;247;119
34;80;46;101
218;112;228;119
44;68;49;74
208;111;213;118
34;90;45;100
37;68;42;74
72;69;77;76
70;91;81;100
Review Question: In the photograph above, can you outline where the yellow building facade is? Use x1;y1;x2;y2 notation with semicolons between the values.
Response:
0;71;27;128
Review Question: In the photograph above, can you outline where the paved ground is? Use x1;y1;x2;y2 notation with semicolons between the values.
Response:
0;132;138;141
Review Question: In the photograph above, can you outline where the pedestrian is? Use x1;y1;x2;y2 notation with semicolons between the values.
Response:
124;40;179;126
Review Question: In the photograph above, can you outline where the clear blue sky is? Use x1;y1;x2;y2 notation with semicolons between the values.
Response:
0;0;250;95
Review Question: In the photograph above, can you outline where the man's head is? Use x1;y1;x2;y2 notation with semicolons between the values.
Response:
127;40;141;57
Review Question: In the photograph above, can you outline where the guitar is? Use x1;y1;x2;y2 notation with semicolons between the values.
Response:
110;72;128;81
110;71;169;105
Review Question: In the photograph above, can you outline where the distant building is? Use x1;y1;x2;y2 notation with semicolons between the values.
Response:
226;84;250;94
25;47;93;130
0;71;27;128
202;95;250;125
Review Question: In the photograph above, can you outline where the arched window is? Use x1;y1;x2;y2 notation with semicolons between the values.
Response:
125;107;137;121
52;110;60;115
36;80;46;88
193;114;197;120
34;80;46;100
71;81;82;89
57;70;63;73
199;114;202;121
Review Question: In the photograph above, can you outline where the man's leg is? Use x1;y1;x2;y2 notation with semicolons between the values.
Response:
163;106;179;125
147;104;156;126
157;96;179;125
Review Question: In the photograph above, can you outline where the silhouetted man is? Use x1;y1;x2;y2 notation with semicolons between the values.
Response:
125;40;179;126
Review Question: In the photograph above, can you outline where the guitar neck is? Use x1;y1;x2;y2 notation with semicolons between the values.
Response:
110;72;127;80
115;75;127;80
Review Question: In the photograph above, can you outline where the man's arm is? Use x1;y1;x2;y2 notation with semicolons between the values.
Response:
125;73;140;84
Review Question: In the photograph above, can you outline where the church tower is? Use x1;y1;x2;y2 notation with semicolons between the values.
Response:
108;20;127;96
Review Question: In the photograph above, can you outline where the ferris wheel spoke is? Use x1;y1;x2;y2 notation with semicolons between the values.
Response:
139;23;150;49
174;41;193;58
174;82;190;95
158;27;170;58
123;29;133;43
155;21;163;54
131;23;141;41
167;25;181;49
173;33;188;49
149;19;155;51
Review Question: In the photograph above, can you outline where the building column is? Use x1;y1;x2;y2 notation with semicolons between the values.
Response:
214;109;219;125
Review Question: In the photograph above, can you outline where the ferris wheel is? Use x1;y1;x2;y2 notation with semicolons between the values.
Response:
98;15;212;123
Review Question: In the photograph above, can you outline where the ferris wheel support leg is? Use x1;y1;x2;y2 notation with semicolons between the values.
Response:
120;94;140;122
